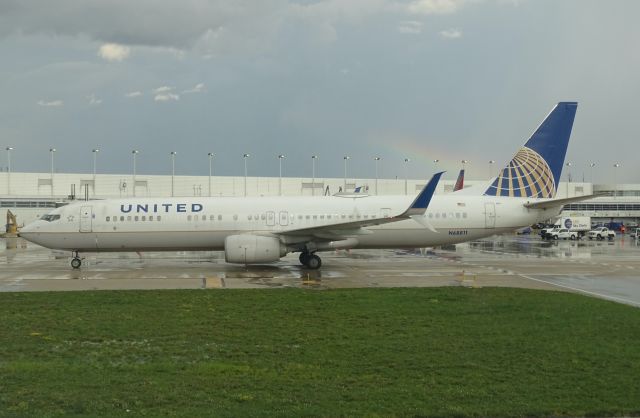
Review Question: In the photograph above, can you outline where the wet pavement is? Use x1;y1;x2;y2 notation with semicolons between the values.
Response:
1;234;639;307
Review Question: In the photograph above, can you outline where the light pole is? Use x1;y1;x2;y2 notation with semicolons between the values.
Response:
404;158;410;195
170;151;177;197
589;162;596;184
565;162;572;197
311;155;318;196
488;160;495;179
374;157;381;195
131;150;139;197
49;148;56;197
278;154;285;196
208;152;214;197
92;148;99;196
243;153;250;197
343;156;350;192
6;147;13;195
613;163;620;199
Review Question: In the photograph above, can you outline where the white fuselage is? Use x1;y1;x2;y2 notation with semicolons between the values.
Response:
20;194;557;253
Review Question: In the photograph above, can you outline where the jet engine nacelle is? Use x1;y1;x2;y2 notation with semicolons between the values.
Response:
224;234;286;264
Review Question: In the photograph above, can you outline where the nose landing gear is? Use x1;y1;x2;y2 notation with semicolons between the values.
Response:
71;251;82;269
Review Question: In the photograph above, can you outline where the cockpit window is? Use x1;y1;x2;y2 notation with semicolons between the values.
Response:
40;214;61;222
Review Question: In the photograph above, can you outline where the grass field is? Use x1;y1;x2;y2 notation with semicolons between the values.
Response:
1;287;640;417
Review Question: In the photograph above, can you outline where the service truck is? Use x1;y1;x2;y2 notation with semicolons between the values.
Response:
540;216;591;239
588;227;616;240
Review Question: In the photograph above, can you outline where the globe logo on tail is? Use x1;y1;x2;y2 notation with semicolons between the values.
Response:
484;147;556;198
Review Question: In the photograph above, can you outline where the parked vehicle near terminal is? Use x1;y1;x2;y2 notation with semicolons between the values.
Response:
540;216;590;239
587;227;616;240
547;228;578;240
630;228;640;239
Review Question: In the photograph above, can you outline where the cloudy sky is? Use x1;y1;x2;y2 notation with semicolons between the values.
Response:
1;0;638;183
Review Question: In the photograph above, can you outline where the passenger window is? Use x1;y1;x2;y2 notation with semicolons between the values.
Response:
106;216;110;221
210;215;215;221
313;215;317;220
120;216;124;221
248;215;252;220
428;213;433;218
157;216;162;221
456;213;460;219
134;216;139;221
364;215;369;219
327;215;332;219
127;216;132;221
141;216;146;221
442;213;446;219
298;215;302;220
341;214;346;219
306;215;310;220
218;215;222;221
349;215;353;219
187;215;192;221
261;214;266;220
149;216;154;221
202;215;206;221
320;215;324;220
463;213;467;219
435;213;440;219
233;214;238;221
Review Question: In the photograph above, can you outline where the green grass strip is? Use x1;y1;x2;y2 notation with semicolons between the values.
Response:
1;287;639;417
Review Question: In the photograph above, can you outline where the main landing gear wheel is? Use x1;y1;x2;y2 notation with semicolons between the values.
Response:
299;252;322;269
306;254;322;270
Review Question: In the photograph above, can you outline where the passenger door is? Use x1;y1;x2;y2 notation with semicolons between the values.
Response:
80;206;93;232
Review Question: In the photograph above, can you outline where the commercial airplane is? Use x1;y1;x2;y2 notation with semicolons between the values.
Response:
453;169;465;192
21;102;586;270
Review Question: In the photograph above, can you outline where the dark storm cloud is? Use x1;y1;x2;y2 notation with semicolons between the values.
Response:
0;0;286;48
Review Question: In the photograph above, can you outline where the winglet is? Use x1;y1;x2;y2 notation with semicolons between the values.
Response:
402;171;444;217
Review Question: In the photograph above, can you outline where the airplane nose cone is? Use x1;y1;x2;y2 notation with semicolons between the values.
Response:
18;222;38;242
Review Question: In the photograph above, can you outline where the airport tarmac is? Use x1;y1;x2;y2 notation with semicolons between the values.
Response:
1;234;639;307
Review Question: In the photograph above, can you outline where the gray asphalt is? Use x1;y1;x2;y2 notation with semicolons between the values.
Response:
1;234;639;307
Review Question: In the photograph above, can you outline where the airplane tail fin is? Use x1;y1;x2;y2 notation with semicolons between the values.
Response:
484;102;577;198
453;169;464;192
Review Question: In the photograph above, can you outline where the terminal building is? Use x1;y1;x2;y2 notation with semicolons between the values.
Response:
1;171;639;228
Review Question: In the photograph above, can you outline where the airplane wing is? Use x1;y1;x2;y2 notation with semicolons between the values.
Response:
276;172;444;242
524;194;598;210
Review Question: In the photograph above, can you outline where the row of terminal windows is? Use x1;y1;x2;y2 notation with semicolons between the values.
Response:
564;203;640;211
2;201;58;208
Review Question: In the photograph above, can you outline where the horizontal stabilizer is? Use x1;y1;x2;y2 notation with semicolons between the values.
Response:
524;194;597;210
